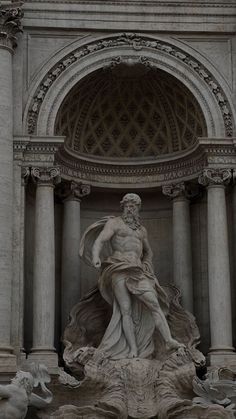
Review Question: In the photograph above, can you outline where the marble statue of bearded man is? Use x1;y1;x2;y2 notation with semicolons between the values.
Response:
80;193;183;360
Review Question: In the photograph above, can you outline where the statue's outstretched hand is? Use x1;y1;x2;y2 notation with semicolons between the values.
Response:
93;257;101;269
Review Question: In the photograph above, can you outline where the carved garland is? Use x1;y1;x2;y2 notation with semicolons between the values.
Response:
27;33;233;137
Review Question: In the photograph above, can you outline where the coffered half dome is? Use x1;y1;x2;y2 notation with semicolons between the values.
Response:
55;65;207;160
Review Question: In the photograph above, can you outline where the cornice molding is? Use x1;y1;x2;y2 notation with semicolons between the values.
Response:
23;0;236;8
13;137;236;188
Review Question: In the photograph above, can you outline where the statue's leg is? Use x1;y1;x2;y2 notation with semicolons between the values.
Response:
138;291;184;350
112;275;138;358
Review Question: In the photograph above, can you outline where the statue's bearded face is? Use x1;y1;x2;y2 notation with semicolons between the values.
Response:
122;201;140;229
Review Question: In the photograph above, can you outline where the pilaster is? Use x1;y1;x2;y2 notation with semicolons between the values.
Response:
0;1;23;372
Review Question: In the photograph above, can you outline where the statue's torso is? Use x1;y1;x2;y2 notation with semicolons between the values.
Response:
110;217;144;264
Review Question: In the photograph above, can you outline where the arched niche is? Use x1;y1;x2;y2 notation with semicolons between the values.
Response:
23;33;236;140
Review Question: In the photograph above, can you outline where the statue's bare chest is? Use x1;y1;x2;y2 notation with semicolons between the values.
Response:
115;222;143;241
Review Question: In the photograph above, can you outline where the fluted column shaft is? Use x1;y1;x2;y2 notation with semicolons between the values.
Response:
163;182;193;312
29;167;60;371
0;4;23;370
199;169;235;366
61;182;90;333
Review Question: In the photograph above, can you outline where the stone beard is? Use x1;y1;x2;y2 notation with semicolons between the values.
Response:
121;203;141;230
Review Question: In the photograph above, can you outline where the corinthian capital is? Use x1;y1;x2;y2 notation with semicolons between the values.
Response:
162;181;200;200
31;167;61;187
21;166;30;186
57;181;91;202
0;2;24;49
162;182;186;199
198;168;232;187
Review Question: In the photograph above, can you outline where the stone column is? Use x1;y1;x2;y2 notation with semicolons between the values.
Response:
199;168;236;366
29;167;60;372
0;4;23;372
162;182;193;312
60;182;90;333
11;165;29;360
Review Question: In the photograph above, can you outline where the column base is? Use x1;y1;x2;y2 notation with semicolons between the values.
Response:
0;352;17;373
208;348;236;368
27;349;58;374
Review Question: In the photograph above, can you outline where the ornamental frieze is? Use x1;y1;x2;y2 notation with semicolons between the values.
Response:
26;33;233;137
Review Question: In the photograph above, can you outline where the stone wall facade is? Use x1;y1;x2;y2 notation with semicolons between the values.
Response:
0;0;236;385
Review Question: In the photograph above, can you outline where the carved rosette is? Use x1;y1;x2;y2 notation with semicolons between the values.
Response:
0;3;23;50
198;168;232;187
31;167;61;187
57;181;91;202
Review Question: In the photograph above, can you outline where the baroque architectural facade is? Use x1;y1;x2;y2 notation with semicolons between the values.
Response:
1;0;236;410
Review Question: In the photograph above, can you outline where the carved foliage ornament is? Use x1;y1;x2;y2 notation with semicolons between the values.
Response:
162;182;200;199
0;3;23;49
57;180;91;202
27;33;233;137
31;166;61;186
198;168;232;187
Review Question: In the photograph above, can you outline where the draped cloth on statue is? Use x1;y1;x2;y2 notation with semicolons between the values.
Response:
80;217;170;360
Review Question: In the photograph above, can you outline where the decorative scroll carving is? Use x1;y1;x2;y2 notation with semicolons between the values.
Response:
198;168;232;187
162;182;186;199
162;182;200;200
27;33;233;137
21;166;30;183
0;3;23;49
57;181;90;202
31;166;61;186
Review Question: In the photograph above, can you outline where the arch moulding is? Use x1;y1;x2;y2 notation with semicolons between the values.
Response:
23;33;235;139
21;33;236;188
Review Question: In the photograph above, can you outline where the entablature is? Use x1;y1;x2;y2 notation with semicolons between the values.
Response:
13;136;236;189
22;1;236;33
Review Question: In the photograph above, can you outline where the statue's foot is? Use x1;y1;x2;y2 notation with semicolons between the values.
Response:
128;349;138;358
167;339;185;352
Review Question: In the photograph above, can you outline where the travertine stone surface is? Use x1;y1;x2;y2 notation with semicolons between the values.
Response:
0;1;23;371
60;182;90;333
162;182;193;312
11;164;29;360
199;169;235;366
29;167;60;371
